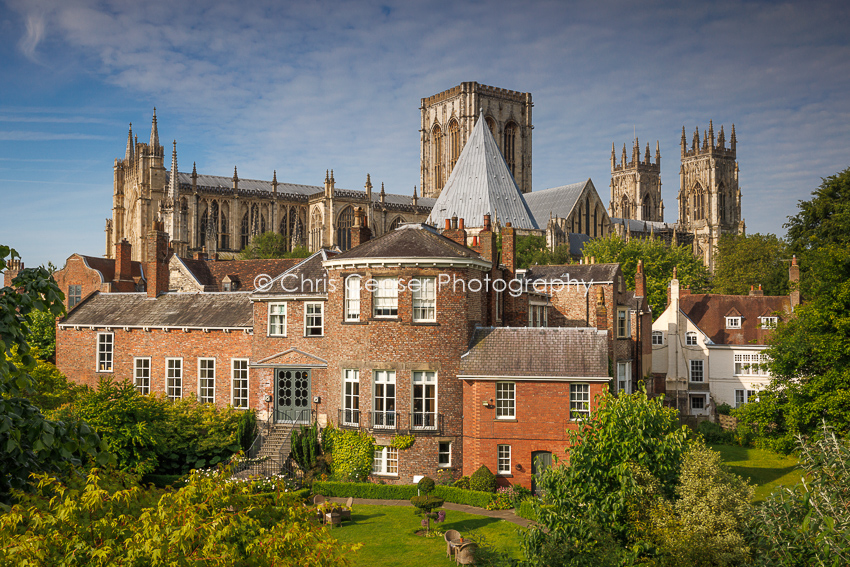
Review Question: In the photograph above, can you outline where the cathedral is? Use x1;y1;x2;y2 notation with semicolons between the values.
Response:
105;84;743;271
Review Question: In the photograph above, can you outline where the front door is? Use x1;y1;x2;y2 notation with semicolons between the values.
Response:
531;451;553;495
275;368;311;423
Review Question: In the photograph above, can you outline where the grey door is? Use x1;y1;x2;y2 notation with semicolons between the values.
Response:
531;451;553;495
275;368;311;423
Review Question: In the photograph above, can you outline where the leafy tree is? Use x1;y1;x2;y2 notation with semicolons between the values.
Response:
515;235;573;269
712;233;790;296
523;388;690;563
0;245;110;505
746;423;850;566
785;166;850;254
240;232;311;259
581;234;711;317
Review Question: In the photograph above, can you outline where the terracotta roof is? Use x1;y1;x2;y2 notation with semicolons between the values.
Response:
59;292;252;328
680;293;792;345
80;255;144;282
525;263;620;284
332;224;482;261
179;257;302;291
252;249;339;296
460;327;609;378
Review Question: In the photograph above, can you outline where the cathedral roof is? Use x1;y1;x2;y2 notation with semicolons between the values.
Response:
427;112;538;230
330;223;483;262
523;179;599;226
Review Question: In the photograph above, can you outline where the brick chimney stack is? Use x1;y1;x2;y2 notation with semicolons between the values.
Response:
502;222;516;276
351;207;372;248
749;284;764;297
635;259;646;299
114;239;136;292
442;216;467;247
3;258;23;288
194;248;207;261
479;214;497;266
789;255;801;308
146;221;171;298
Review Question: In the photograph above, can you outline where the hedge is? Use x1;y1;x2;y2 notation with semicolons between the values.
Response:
516;499;538;521
311;481;495;507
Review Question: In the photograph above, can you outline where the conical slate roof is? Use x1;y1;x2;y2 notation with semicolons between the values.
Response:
428;112;538;229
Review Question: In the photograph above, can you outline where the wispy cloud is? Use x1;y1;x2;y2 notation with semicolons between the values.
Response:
18;10;46;61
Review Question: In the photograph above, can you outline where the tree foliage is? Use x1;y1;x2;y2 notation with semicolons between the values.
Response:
785;166;850;254
712;233;790;296
0;245;111;505
240;232;311;259
515;235;573;269
580;234;711;318
0;466;357;566
322;425;374;482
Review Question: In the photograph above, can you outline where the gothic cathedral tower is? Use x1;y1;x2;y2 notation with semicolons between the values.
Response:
678;121;745;270
420;82;532;199
609;137;663;222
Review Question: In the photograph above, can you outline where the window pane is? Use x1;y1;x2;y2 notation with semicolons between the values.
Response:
496;382;515;418
199;358;215;403
98;333;113;372
570;384;590;419
167;359;182;400
412;278;436;322
345;276;361;321
232;359;249;408
269;303;286;335
497;444;511;474
306;303;323;336
374;278;399;317
134;358;150;395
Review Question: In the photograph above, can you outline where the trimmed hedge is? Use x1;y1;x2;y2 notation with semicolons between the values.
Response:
290;488;311;502
516;499;538;521
311;481;495;508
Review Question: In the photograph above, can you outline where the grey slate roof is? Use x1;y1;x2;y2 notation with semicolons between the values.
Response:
524;263;620;284
59;292;253;328
332;223;482;260
427;112;538;229
460;327;609;378
523;180;591;225
251;249;339;296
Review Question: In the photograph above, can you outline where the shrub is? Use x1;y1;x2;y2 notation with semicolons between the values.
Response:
290;422;321;471
410;494;444;513
516;499;539;521
322;427;374;481
486;484;531;510
417;476;435;494
433;485;494;508
309;481;495;507
453;475;470;489
698;420;732;444
716;403;733;416
436;468;455;486
470;465;496;492
390;434;415;450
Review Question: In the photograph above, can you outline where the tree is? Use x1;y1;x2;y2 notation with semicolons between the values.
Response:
240;232;310;259
712;233;790;296
581;234;711;317
515;235;574;269
785;166;850;254
0;245;110;505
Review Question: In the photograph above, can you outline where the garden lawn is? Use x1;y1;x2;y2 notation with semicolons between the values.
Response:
711;443;802;502
327;504;524;566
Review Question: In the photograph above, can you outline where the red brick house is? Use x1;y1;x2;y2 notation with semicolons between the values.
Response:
53;239;145;310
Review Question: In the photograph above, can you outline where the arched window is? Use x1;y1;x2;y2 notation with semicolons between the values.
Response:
485;116;496;139
642;195;652;220
449;119;460;173
432;124;443;193
310;208;323;251
241;210;250;249
719;184;727;223
199;206;209;248
389;216;404;231
593;206;599;237
504;122;517;177
220;202;229;250
337;206;354;251
585;199;590;235
621;196;630;219
292;213;304;248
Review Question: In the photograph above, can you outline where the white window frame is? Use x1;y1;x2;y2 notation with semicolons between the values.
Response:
97;332;114;372
570;383;590;420
497;444;511;475
412;371;437;430
373;370;397;429
304;302;324;336
690;359;704;382
685;331;698;346
231;359;249;409
412;277;436;322
373;277;399;318
134;357;150;395
726;316;741;329
438;441;452;468
68;284;82;308
345;275;361;322
198;358;215;404
268;303;287;336
372;445;399;476
734;353;769;376
651;331;663;345
759;316;778;329
343;369;360;426
495;381;515;419
617;308;630;338
166;357;183;400
617;362;632;394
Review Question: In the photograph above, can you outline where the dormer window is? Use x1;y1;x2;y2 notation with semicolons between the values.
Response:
726;317;741;329
222;275;239;291
759;316;778;329
686;331;698;346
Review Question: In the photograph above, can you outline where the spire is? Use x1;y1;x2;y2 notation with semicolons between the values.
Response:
621;144;627;167
169;140;178;200
380;182;386;203
412;185;418;207
125;123;134;163
232;166;238;190
693;127;700;152
191;162;197;189
718;125;726;149
702;128;708;150
272;170;278;193
149;108;159;150
709;120;715;149
632;136;640;164
730;124;737;152
644;142;650;165
611;142;616;168
655;140;661;165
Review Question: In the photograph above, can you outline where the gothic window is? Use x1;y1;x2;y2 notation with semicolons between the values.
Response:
504;122;517;177
585;198;590;235
621;196;630;218
432;124;443;193
241;210;250;248
642;195;652;220
208;201;219;250
389;216;404;231
200;206;209;248
337;206;354;251
719;184;727;223
180;198;188;239
310;208;322;251
593;206;599;237
292;213;304;248
220;202;229;250
485;116;497;139
449;119;460;173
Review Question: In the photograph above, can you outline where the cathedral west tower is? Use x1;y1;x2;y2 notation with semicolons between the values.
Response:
609;137;663;222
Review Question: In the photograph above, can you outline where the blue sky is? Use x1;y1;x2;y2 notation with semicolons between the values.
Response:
1;0;848;269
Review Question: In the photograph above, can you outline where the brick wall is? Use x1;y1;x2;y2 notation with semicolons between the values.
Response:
53;255;108;311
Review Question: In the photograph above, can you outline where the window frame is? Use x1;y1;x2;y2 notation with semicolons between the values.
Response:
617;362;632;394
497;444;511;475
231;358;249;409
372;445;399;476
685;331;698;346
617;307;630;338
344;275;361;322
372;277;399;318
690;394;706;410
133;357;151;395
97;332;114;373
343;369;360;426
68;284;82;308
411;277;436;322
689;359;704;382
304;301;324;337
198;357;216;404
412;371;437;430
438;441;452;468
166;357;183;400
651;331;663;345
759;316;778;329
569;383;590;420
495;381;516;419
725;316;742;329
268;302;287;336
529;302;548;328
373;370;397;429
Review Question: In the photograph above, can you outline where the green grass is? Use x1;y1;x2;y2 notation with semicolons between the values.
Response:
327;505;525;566
712;443;803;502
